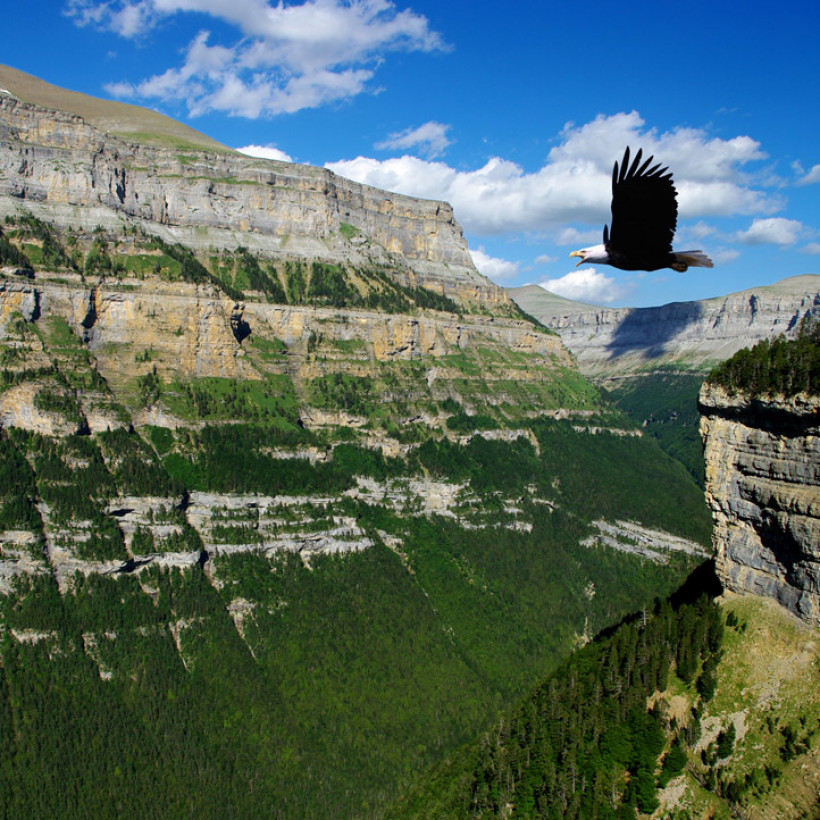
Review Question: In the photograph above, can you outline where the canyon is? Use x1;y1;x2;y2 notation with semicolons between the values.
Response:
510;275;820;377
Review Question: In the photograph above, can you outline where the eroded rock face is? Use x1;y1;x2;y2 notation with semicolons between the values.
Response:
511;277;820;376
0;94;508;307
0;275;571;395
699;383;820;625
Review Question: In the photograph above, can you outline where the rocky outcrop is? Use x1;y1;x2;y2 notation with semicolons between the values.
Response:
510;277;820;376
0;90;507;307
0;274;570;396
699;383;820;625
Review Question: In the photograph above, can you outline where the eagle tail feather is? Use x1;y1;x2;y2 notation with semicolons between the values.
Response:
672;250;714;271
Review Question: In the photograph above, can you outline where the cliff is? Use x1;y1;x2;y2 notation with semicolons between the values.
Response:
699;382;820;626
510;276;820;377
0;67;505;309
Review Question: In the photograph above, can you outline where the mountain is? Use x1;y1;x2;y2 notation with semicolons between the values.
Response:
509;276;820;378
387;325;820;820
508;278;820;490
0;63;507;312
0;68;712;818
0;63;228;152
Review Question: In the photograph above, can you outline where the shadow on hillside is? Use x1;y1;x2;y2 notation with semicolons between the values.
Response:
592;560;724;643
606;301;704;360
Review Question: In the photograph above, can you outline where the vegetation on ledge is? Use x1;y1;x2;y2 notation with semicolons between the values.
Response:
707;316;820;398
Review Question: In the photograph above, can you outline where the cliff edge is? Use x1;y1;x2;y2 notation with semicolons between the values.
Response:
700;382;820;625
0;66;505;309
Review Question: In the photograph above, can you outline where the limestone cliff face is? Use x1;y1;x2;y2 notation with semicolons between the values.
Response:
0;93;506;307
699;382;820;625
0;273;571;429
510;277;820;376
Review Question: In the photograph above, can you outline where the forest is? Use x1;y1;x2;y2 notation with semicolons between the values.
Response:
0;405;711;818
387;585;725;819
708;316;820;397
0;211;724;818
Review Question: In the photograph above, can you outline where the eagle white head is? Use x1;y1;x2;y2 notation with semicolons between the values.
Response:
569;244;610;267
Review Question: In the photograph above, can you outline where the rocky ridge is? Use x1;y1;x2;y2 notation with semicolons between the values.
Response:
510;276;820;377
699;382;820;626
0;75;506;308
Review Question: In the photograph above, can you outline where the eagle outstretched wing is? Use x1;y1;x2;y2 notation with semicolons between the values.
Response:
605;147;678;265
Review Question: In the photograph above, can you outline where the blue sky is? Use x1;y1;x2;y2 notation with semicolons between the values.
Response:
3;0;820;307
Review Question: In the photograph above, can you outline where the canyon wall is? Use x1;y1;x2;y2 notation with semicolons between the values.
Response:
0;91;505;307
510;277;820;376
699;382;820;625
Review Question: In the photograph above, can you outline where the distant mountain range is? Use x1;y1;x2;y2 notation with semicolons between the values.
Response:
510;275;820;377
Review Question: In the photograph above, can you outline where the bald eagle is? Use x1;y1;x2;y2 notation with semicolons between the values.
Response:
570;147;713;272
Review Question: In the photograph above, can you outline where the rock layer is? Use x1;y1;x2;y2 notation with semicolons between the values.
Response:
699;383;820;625
510;277;820;376
0;90;506;307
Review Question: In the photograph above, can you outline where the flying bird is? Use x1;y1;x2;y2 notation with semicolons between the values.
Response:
570;146;713;272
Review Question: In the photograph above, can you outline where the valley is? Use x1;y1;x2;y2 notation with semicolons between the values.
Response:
0;65;818;820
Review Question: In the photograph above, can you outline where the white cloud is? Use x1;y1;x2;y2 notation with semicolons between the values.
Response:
735;217;805;246
236;144;293;162
376;122;452;158
711;248;741;265
557;227;601;247
534;253;555;265
797;164;820;185
469;247;519;282
689;221;717;240
328;112;776;238
801;242;820;255
538;269;627;304
73;0;446;117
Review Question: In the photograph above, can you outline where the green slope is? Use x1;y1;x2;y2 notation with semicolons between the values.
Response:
0;215;713;818
0;63;231;152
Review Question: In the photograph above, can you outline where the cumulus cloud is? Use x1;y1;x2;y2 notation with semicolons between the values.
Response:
796;164;820;186
236;144;294;162
73;0;446;117
538;269;628;304
328;111;776;238
688;221;717;240
735;217;805;246
801;242;820;255
469;247;520;282
558;227;601;247
375;122;452;158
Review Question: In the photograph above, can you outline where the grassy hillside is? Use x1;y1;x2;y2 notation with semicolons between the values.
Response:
658;594;820;820
386;585;820;820
0;63;230;152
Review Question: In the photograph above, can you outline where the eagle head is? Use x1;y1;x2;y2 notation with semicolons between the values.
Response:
569;244;610;267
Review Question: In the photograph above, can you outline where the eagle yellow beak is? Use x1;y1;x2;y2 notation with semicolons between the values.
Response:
569;250;584;267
